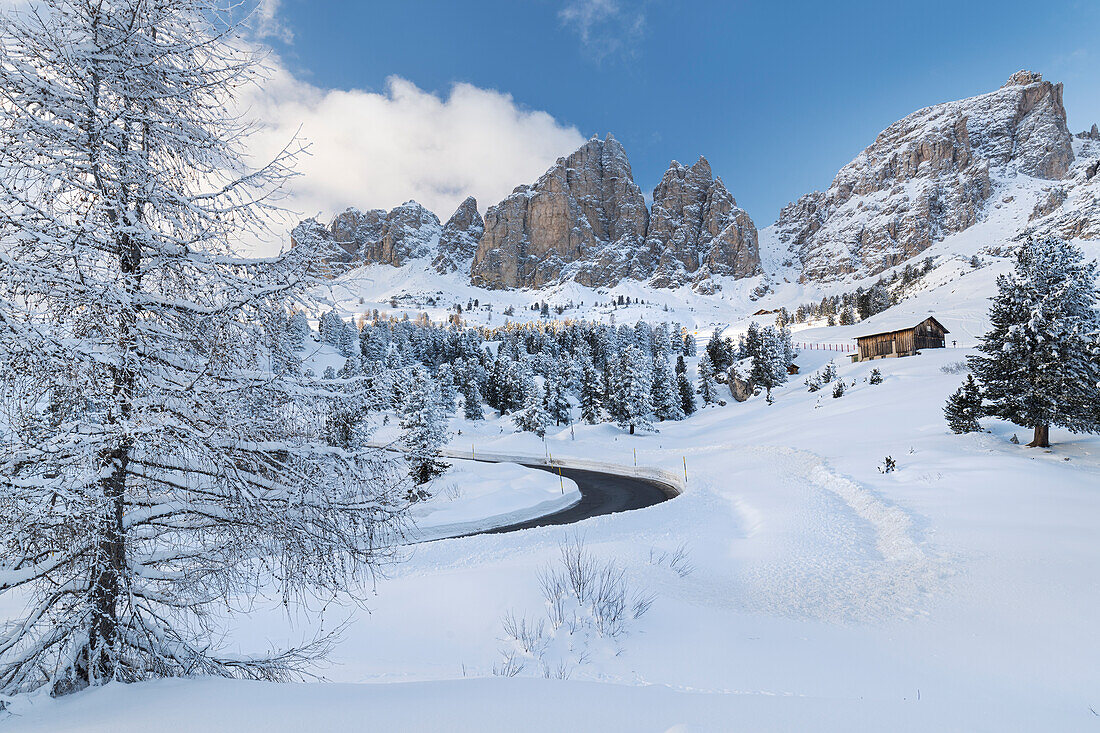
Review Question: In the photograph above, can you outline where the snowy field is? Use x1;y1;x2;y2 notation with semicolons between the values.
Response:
5;209;1100;731
7;340;1099;731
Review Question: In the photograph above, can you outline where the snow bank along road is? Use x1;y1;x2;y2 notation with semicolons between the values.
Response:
474;463;677;535
430;446;682;537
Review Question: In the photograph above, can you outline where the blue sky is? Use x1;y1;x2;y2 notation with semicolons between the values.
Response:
254;0;1100;226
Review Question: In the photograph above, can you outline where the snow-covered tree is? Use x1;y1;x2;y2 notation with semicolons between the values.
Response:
618;345;654;434
399;367;451;486
543;371;572;426
750;326;792;401
436;363;458;414
458;363;485;421
697;353;719;406
319;310;346;347
678;372;696;416
683;331;697;357
968;237;1100;447
705;328;732;371
515;385;550;437
579;357;603;424
651;356;684;422
944;375;983;434
287;310;312;349
0;0;407;696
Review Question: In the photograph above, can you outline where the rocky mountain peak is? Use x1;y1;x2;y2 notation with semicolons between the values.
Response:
645;156;760;291
433;196;484;275
772;70;1077;282
470;133;651;289
1002;70;1044;88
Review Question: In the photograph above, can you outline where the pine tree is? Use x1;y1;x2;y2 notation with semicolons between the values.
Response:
678;372;697;416
515;385;550;437
750;326;790;400
697;353;719;406
400;368;451;486
869;368;883;385
968;237;1100;447
944;375;983;434
436;363;458;414
618;345;654;434
706;328;731;370
683;332;697;357
579;357;603;424
675;354;687;375
459;364;485;421
0;0;407;696
651;356;684;421
543;373;572;426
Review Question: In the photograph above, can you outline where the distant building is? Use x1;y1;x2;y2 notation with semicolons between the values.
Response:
851;316;949;362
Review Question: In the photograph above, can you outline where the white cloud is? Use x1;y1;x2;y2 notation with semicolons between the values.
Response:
241;64;585;253
251;0;292;44
559;0;647;60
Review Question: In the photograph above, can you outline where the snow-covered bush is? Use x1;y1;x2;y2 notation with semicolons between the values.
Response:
495;537;654;679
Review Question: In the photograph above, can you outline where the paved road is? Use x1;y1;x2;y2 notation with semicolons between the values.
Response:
474;463;676;536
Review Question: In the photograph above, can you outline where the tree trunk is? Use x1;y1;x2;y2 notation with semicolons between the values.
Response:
1027;423;1050;448
629;423;635;435
85;442;130;685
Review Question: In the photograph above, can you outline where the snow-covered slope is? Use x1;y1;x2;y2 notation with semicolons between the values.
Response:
8;333;1100;731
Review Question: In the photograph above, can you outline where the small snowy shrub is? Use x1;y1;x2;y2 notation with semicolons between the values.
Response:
832;381;846;398
940;361;969;375
495;537;653;679
879;456;897;473
869;368;883;385
648;544;695;577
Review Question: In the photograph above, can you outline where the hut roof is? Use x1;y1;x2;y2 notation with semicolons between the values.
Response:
854;314;949;340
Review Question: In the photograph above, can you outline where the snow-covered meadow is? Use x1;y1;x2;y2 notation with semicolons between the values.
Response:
8;248;1100;730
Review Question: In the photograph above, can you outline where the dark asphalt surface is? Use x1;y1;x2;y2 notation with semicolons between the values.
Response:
476;463;676;535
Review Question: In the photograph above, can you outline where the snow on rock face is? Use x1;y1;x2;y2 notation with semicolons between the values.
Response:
432;196;484;275
775;70;1076;283
645;157;761;292
471;135;761;290
295;201;443;269
470;134;650;289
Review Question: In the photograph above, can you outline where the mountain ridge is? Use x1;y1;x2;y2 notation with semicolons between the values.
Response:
291;70;1099;290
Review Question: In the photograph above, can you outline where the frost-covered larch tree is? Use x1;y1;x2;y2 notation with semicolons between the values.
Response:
0;0;408;696
968;237;1100;448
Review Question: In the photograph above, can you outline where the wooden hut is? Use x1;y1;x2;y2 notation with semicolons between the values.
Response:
851;316;948;362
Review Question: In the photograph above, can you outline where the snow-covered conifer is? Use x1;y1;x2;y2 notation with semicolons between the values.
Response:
579;357;603;424
399;367;451;486
543;372;572;426
618;345;654;434
697;353;719;406
678;372;696;416
515;385;550;437
968;237;1100;447
944;375;983;434
651;356;684;421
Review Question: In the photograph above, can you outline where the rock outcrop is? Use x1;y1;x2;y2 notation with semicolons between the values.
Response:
433;196;484;274
470;134;649;289
772;71;1075;282
470;135;760;290
645;157;760;291
323;201;441;267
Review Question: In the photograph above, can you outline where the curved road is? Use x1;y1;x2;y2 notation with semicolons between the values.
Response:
472;463;677;536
